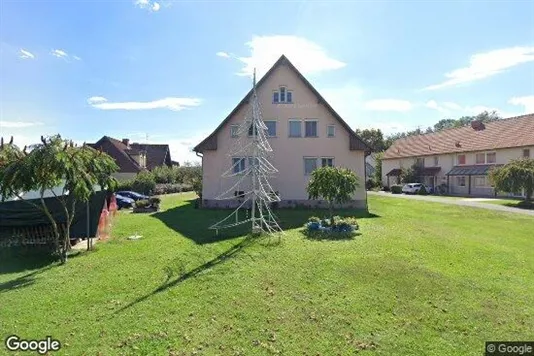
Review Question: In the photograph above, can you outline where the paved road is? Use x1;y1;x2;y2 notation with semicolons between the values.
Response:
368;191;534;217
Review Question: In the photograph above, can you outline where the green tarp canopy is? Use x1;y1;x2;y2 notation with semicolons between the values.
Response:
0;191;108;240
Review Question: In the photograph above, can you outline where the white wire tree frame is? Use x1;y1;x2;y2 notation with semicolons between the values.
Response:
209;70;283;236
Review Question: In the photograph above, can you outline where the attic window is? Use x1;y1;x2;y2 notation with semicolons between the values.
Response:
273;86;292;103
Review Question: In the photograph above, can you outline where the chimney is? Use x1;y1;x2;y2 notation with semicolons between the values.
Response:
122;138;130;147
471;120;485;131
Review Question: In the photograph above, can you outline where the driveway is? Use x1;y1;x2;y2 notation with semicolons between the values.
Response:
368;191;534;216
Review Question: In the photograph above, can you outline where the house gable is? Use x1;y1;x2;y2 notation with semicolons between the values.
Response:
193;55;370;153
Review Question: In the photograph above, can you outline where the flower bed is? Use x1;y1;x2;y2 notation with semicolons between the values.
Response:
132;197;161;214
304;216;359;239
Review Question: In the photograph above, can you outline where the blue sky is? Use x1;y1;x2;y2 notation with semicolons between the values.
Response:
1;0;533;163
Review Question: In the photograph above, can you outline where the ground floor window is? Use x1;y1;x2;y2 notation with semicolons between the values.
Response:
456;176;466;187
304;157;335;175
474;176;490;187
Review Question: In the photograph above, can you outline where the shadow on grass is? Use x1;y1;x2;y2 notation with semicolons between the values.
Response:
151;197;380;245
503;201;534;210
0;245;90;275
114;236;256;314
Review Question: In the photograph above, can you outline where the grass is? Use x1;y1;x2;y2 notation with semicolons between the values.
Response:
1;192;534;355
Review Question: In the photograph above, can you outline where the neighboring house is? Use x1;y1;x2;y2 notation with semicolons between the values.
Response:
193;55;371;209
89;136;173;181
381;114;534;197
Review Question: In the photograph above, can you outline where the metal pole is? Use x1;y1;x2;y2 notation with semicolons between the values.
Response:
86;201;91;251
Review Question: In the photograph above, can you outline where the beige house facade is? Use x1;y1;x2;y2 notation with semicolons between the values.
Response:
382;114;534;197
194;55;370;209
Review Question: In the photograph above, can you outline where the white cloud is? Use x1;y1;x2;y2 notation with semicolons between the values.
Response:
0;121;43;128
509;96;534;113
216;51;230;58
87;97;202;111
72;55;82;61
226;35;346;78
19;49;35;59
134;0;160;12
426;99;521;118
364;99;413;112
424;46;534;90
320;84;364;122
51;49;68;58
87;96;108;105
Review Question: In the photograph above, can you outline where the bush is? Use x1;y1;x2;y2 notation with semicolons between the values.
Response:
116;179;134;192
417;185;428;195
132;171;156;195
382;186;390;192
154;183;193;195
304;216;359;239
391;185;403;194
366;179;376;190
149;197;161;205
135;199;150;208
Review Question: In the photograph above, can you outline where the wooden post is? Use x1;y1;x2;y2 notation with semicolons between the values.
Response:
468;175;472;196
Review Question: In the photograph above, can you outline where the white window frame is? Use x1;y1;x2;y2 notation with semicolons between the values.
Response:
232;157;246;174
486;152;496;164
475;152;486;165
288;119;302;138
303;157;318;175
320;157;335;167
474;176;490;188
457;154;466;165
433;156;439;167
304;119;319;138
327;124;335;138
523;148;531;158
457;176;466;187
230;125;239;138
264;120;277;137
273;86;293;104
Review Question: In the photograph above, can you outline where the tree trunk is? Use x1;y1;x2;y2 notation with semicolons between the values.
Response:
526;188;532;203
39;195;62;260
329;201;334;226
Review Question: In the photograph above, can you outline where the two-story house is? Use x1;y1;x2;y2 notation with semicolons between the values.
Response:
381;114;534;197
193;55;371;209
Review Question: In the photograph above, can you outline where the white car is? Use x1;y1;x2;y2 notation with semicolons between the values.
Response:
402;183;432;194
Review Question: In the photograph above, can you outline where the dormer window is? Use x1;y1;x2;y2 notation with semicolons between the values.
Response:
273;86;293;103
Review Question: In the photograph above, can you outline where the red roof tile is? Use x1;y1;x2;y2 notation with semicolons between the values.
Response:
383;114;534;159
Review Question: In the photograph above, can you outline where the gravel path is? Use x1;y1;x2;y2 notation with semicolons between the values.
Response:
368;191;534;217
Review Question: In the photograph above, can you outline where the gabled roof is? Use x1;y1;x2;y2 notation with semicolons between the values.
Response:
383;113;534;159
88;136;172;173
193;55;371;153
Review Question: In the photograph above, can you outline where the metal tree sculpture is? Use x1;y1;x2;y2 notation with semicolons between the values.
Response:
210;70;283;235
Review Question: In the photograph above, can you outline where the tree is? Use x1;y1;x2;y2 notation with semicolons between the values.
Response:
0;135;118;263
489;158;534;203
355;128;386;152
374;152;383;187
401;163;425;183
306;166;360;224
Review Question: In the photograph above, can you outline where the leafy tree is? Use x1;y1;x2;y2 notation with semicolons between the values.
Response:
401;163;425;184
306;166;360;224
374;152;383;187
489;158;534;203
0;135;118;263
355;128;386;152
132;170;156;195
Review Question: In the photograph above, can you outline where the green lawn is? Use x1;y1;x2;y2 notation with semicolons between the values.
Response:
1;193;533;355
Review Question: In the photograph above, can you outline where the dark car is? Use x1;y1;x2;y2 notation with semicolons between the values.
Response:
117;191;150;201
115;194;135;209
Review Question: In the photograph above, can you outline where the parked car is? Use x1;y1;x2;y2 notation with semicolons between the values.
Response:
402;183;432;194
117;191;150;201
115;194;135;209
